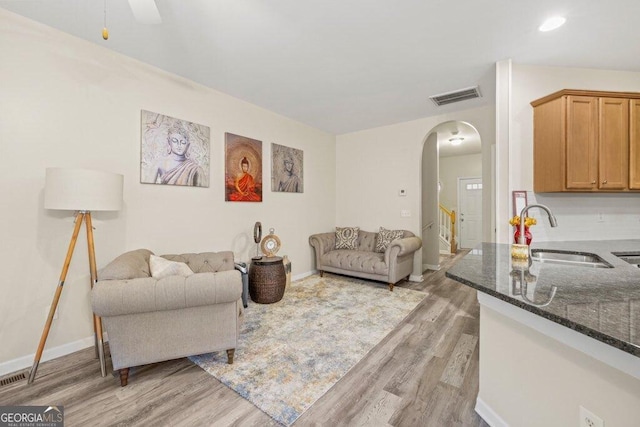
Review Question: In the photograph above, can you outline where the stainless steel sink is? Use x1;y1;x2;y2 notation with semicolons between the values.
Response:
611;252;640;267
530;249;613;268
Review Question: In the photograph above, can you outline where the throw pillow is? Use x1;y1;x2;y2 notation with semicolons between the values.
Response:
99;249;154;280
375;227;405;253
149;254;194;279
335;226;359;250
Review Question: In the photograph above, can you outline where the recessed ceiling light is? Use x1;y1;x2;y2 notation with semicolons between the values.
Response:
449;137;464;146
539;16;566;32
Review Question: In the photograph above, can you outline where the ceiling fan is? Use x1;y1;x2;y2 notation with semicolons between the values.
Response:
101;0;160;39
128;0;161;25
3;0;161;24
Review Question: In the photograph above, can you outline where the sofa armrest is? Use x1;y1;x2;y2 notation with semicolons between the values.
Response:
309;232;336;268
92;270;242;317
384;236;422;264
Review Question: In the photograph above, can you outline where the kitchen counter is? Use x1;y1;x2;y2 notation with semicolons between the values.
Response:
446;240;640;427
446;239;640;358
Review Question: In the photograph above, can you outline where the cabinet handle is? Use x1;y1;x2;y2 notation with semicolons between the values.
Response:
591;180;596;184
602;180;608;184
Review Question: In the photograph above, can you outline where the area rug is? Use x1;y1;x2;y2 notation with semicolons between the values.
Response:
189;274;426;426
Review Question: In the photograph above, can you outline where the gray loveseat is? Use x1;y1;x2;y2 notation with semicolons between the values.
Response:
309;229;422;291
91;249;243;386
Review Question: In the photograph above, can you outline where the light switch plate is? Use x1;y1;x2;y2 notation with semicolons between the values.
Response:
401;209;411;217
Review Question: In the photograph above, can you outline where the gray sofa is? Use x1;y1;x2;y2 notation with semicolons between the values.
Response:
91;249;243;386
309;229;422;291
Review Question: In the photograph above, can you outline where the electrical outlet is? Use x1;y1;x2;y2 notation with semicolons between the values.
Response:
596;213;605;223
580;406;604;427
401;209;411;217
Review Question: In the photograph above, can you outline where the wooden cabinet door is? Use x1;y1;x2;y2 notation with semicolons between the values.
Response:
630;99;640;189
533;97;565;192
566;96;598;189
598;97;629;189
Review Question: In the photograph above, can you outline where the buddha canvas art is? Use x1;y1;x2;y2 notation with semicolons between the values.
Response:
140;110;210;187
225;133;263;202
271;143;303;193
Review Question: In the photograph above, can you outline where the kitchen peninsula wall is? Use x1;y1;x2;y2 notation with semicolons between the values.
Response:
510;64;640;242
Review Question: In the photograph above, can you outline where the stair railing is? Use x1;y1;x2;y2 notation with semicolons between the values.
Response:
438;204;457;254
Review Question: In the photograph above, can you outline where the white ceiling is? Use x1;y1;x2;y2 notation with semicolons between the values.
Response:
2;0;639;134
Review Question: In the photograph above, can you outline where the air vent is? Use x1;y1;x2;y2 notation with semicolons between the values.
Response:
0;372;26;387
429;86;482;106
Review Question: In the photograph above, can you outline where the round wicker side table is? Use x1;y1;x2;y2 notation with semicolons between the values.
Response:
249;256;286;304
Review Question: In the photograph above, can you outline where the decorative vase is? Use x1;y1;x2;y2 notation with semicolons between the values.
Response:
513;226;532;245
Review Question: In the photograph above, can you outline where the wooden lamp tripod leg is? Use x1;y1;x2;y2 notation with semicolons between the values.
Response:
28;213;85;384
85;212;107;377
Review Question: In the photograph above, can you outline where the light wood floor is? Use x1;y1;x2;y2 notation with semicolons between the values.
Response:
0;251;487;426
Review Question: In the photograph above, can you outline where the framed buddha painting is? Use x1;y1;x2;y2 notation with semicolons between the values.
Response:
140;110;210;187
225;133;263;202
271;143;303;193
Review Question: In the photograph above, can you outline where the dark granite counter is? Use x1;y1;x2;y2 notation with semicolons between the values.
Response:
446;240;640;358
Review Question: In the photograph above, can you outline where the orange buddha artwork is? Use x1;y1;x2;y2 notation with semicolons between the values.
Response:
225;133;262;202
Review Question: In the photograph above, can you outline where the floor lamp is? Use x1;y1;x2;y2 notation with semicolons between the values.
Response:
28;168;123;384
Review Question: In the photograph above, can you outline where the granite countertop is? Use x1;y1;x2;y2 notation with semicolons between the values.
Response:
446;240;640;358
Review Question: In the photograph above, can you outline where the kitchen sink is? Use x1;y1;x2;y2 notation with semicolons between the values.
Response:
530;249;613;268
611;252;640;267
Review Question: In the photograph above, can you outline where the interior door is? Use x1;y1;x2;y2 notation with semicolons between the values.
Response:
458;177;482;249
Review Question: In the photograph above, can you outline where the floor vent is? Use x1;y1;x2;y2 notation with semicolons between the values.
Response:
0;372;27;387
429;86;482;106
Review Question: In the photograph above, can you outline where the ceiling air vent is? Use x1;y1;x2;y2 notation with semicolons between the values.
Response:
429;86;482;106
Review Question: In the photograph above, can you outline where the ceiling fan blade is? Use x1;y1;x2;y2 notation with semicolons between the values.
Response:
128;0;162;24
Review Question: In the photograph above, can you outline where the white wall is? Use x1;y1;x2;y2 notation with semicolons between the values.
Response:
439;153;482;212
336;105;495;276
421;133;438;268
0;9;336;369
504;63;640;242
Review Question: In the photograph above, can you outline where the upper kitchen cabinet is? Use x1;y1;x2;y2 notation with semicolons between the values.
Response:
598;97;629;190
531;89;640;193
630;99;640;189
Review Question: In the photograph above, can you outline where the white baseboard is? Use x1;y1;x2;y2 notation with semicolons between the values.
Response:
408;274;423;282
0;335;97;377
422;263;440;271
293;270;316;281
475;397;509;427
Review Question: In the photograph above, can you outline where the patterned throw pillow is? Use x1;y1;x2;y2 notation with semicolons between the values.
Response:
375;227;405;253
335;226;359;250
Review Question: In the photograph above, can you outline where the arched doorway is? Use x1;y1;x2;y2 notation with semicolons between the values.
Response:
421;120;482;271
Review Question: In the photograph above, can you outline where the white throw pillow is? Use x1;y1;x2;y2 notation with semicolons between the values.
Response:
149;254;194;279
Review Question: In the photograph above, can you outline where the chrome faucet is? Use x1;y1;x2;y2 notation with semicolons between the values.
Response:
519;203;558;247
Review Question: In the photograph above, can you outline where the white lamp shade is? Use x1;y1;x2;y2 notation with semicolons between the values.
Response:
44;168;123;211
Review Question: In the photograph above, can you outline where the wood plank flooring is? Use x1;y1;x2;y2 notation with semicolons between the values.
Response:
0;251;487;426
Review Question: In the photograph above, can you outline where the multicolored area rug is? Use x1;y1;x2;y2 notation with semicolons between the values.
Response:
190;274;426;426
